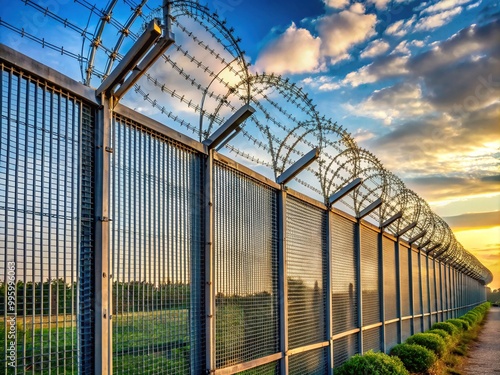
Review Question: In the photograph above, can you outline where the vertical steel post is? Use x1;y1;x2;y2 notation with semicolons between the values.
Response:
379;233;386;353
395;239;402;343
408;247;414;335
426;254;431;329
326;210;333;371
355;220;363;353
418;250;424;333
205;148;215;372
433;258;438;323
95;94;112;375
278;188;289;375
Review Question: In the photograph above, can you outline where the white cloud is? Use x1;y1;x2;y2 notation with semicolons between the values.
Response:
360;39;390;58
367;0;392;10
415;7;463;31
392;39;425;54
385;15;417;37
301;75;341;91
466;0;482;10
323;0;349;9
422;0;471;14
317;4;377;58
343;55;409;87
254;23;322;74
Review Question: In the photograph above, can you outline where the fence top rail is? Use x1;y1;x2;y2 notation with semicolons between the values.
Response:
0;43;97;105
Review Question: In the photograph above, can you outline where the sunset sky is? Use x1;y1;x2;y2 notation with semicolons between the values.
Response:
1;0;499;288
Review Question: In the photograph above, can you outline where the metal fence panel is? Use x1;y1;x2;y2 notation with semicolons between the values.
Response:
421;254;429;314
110;115;204;374
362;327;381;353
385;322;399;352
289;347;328;375
429;259;436;313
331;214;357;334
238;361;279;374
360;226;380;325
333;334;359;368
0;66;84;374
286;196;326;349
412;251;422;315
214;163;279;368
401;320;412;341
436;261;442;312
383;237;397;320
399;245;411;317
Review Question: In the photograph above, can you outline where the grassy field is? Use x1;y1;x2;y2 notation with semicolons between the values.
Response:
0;310;191;375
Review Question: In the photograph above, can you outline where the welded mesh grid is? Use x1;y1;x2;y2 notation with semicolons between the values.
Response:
0;66;82;374
214;163;279;368
288;347;328;375
402;320;412;341
286;196;327;349
413;317;422;334
333;334;359;368
436;262;442;311
385;322;399;352
429;259;436;313
412;251;422;315
383;237;397;320
331;214;357;334
421;254;429;313
400;245;411;317
237;361;279;374
362;327;381;353
360;226;380;325
110;115;204;374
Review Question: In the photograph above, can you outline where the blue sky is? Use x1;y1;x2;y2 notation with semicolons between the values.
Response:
1;0;499;286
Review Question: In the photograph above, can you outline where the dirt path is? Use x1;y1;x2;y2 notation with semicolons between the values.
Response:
463;306;500;374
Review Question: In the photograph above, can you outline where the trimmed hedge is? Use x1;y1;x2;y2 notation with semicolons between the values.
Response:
406;333;447;357
390;343;436;373
432;322;459;336
447;318;470;331
427;328;450;341
335;351;409;375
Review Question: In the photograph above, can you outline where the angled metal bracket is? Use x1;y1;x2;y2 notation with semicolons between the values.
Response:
357;197;382;219
328;177;363;206
203;104;255;149
397;221;417;237
409;230;427;244
276;148;319;185
381;211;402;229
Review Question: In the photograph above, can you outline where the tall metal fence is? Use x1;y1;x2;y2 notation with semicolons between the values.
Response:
0;44;488;375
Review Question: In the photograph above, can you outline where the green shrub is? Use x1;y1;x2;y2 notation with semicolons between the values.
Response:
427;328;450;341
447;318;469;331
390;343;437;373
406;333;446;357
432;322;459;336
460;314;476;326
335;350;409;375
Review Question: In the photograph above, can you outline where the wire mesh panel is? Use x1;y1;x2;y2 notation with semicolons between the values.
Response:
383;237;397;321
421;254;429;314
333;334;359;368
429;259;436;314
413;317;422;334
237;361;279;374
289;347;328;375
400;245;411;318
0;65;84;374
412;251;422;315
110;115;204;375
401;319;412;341
385;322;399;352
214;163;279;368
331;214;357;335
362;327;381;353
286;196;327;349
436;261;442;313
361;226;380;326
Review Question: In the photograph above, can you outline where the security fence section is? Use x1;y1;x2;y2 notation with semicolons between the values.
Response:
0;43;492;375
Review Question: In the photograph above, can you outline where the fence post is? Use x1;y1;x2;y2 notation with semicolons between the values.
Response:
94;94;112;375
418;249;424;333
378;232;386;353
425;254;431;329
205;148;215;373
326;210;334;371
395;239;402;344
278;188;289;375
355;220;363;354
408;246;414;335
